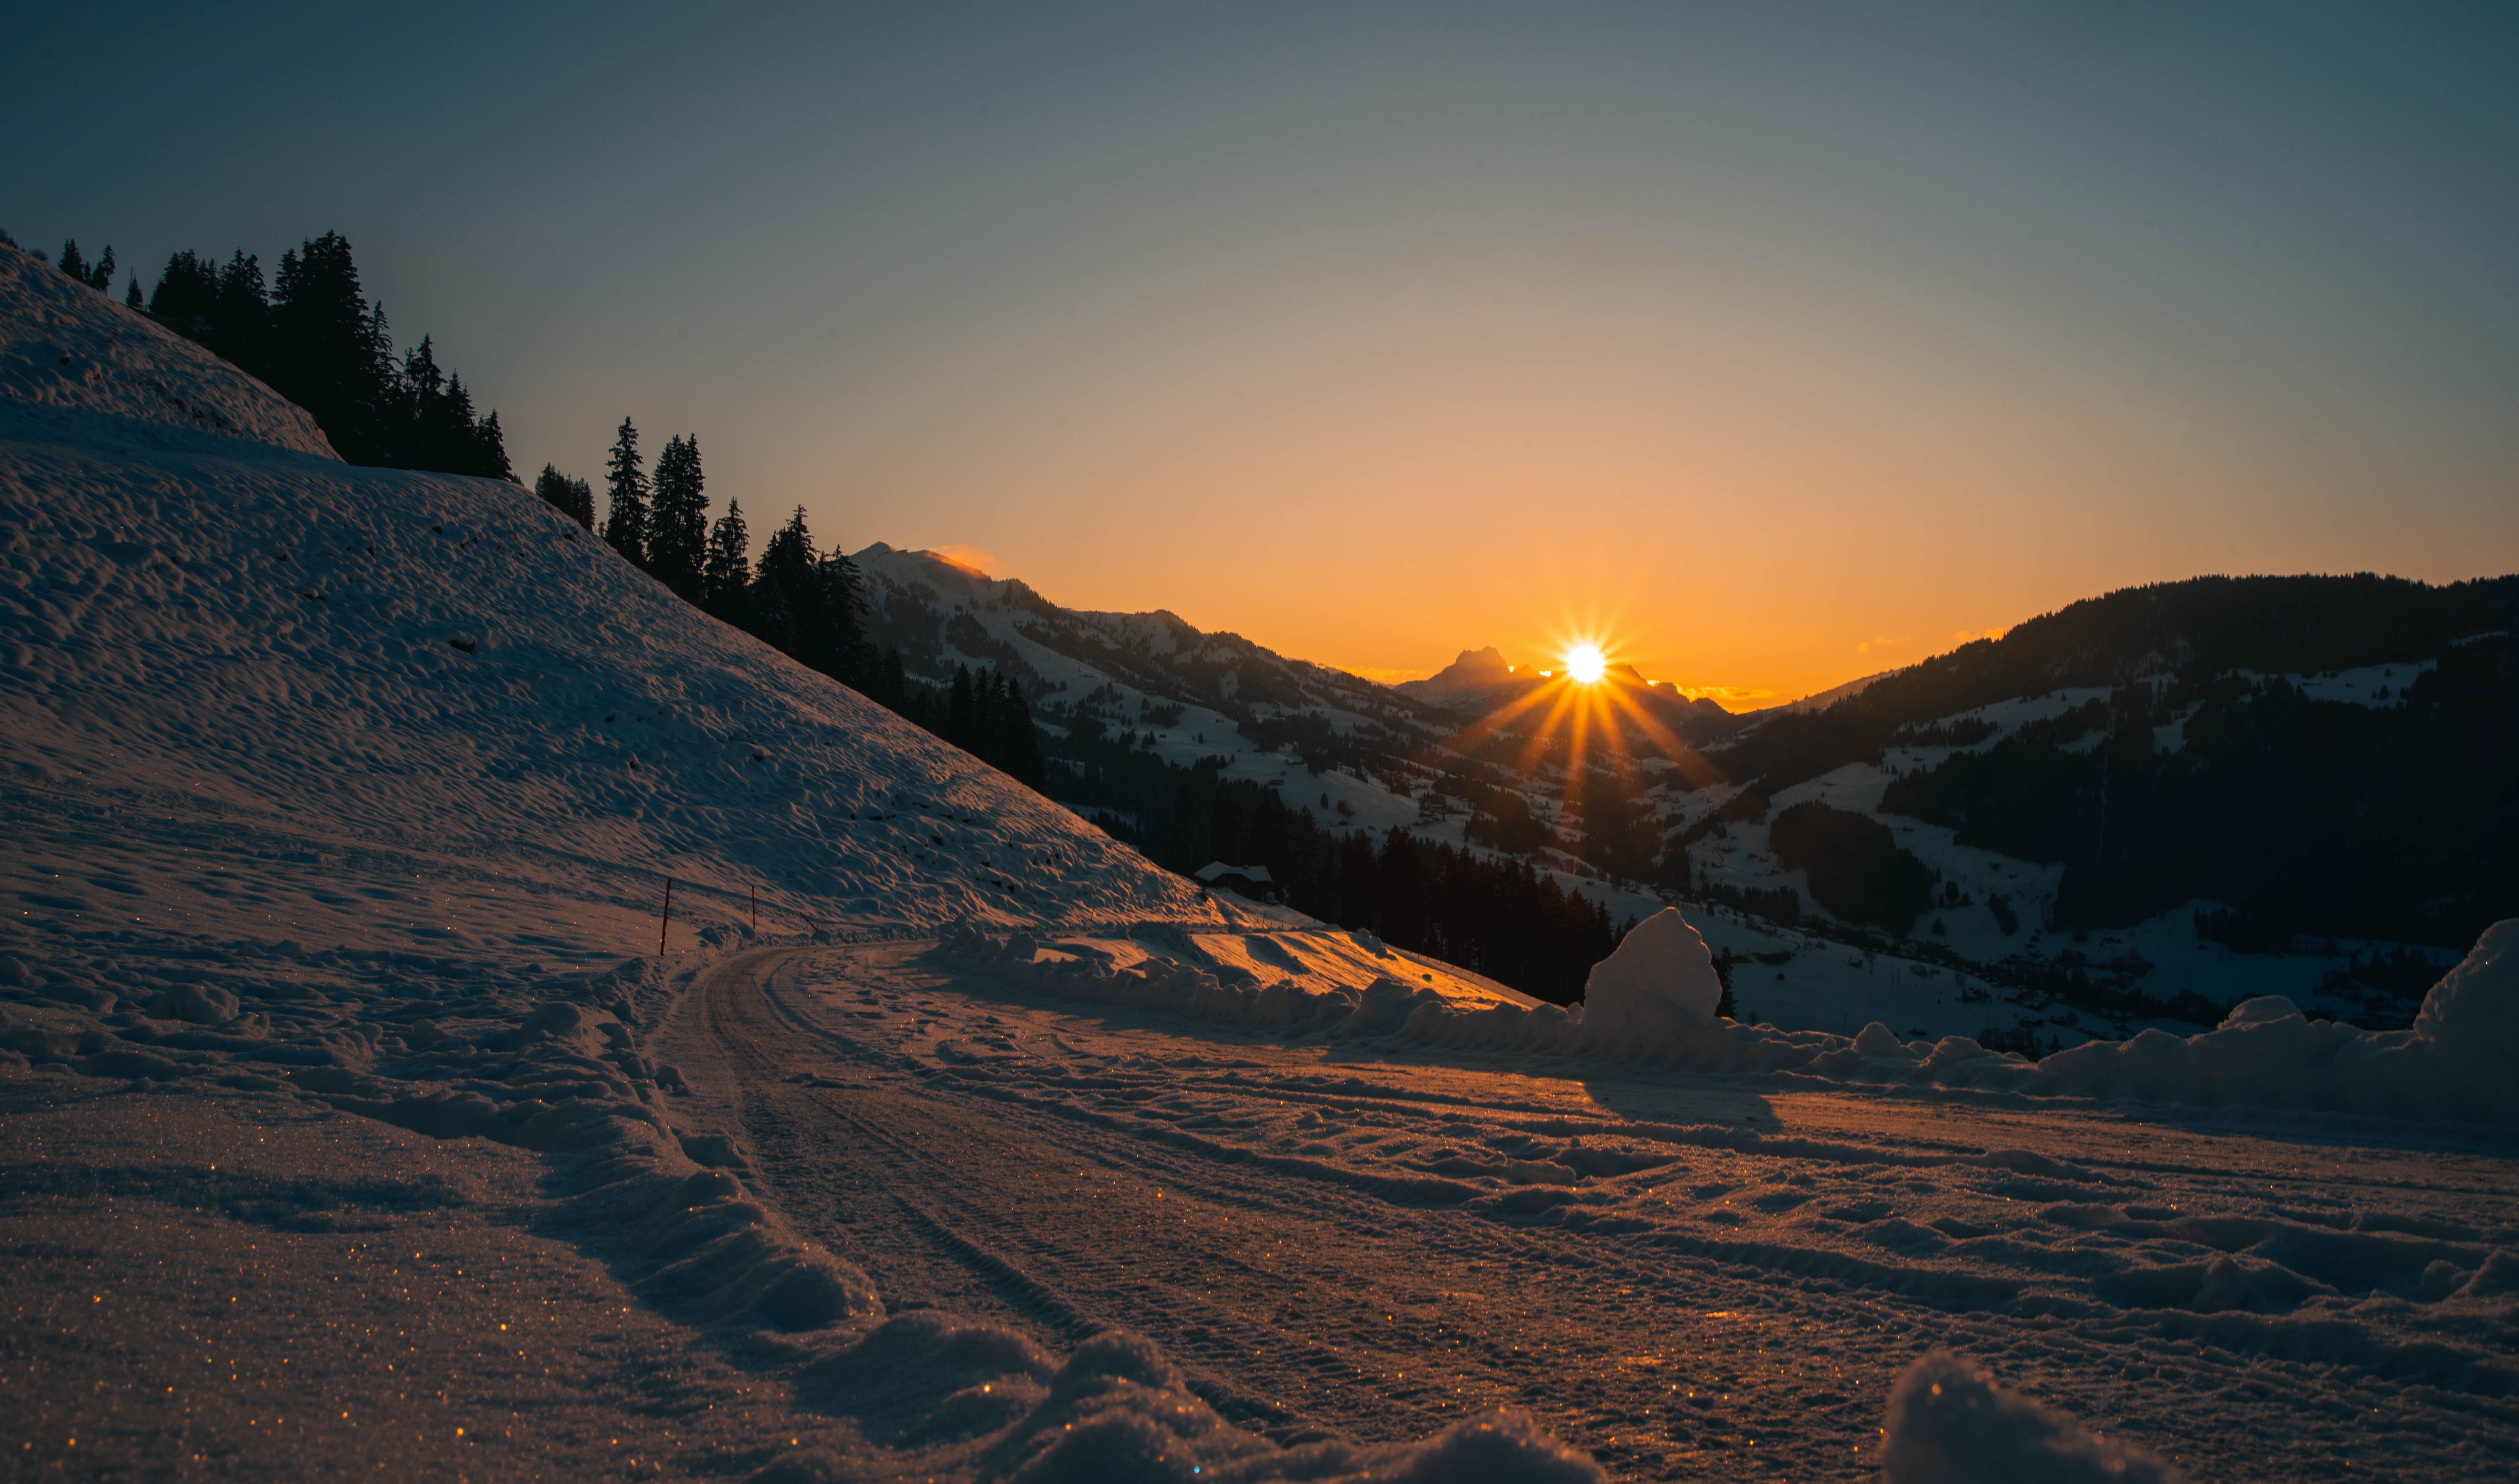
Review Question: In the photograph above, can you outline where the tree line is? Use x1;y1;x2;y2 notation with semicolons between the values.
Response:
14;227;513;478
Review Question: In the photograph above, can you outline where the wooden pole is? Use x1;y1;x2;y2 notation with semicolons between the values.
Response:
658;876;674;956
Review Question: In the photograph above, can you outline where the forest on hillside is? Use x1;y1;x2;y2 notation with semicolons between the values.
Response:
1704;576;2519;952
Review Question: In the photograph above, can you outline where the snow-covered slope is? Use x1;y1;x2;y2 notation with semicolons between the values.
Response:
0;248;335;458
0;243;1210;967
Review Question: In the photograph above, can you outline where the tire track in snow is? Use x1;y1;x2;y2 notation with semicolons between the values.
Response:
684;942;2519;1482
698;946;2013;1476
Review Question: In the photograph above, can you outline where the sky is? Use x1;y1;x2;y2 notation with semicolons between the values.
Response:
8;3;2515;702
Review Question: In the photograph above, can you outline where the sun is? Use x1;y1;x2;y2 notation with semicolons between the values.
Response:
1563;642;1608;685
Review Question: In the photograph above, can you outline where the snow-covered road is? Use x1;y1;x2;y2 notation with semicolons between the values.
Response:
657;944;2519;1482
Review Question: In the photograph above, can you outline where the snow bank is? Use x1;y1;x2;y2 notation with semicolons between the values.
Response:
942;913;2519;1123
2029;919;2519;1120
1579;906;1723;1048
1880;1351;2181;1484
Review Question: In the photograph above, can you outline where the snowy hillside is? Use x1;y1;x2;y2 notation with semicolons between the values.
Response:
0;243;1222;967
0;253;335;458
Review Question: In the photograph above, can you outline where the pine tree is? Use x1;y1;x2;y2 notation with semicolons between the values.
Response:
748;505;819;656
149;250;220;338
809;546;867;684
534;464;594;526
472;408;514;481
270;233;395;463
947;666;978;750
124;274;142;309
56;240;88;286
91;245;115;291
646;434;708;596
601;418;649;564
703;499;751;617
878;648;909;712
209;252;270;376
437;373;480;471
1001;679;1048;790
402;336;451;466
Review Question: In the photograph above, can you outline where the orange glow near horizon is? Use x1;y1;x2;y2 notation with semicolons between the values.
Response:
727;223;2514;707
1432;634;1728;818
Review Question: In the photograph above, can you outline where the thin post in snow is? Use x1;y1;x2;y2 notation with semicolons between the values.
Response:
658;876;674;957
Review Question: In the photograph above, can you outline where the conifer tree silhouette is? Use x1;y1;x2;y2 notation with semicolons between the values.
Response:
602;418;650;564
534;465;595;528
703;499;751;617
271;232;394;463
647;434;708;597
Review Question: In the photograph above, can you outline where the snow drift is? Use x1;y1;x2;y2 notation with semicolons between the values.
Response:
2031;917;2519;1119
943;905;2519;1122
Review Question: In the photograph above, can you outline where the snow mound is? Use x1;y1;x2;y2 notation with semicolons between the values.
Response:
1880;1351;2181;1484
2413;917;2519;1062
1580;907;1723;1048
766;1315;1606;1483
0;244;335;458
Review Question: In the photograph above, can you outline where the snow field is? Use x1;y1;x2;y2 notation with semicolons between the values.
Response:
761;941;2519;1479
0;1075;840;1478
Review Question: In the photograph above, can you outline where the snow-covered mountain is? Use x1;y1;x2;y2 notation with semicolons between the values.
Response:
850;552;1733;891
1667;575;2519;1036
853;540;1451;783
